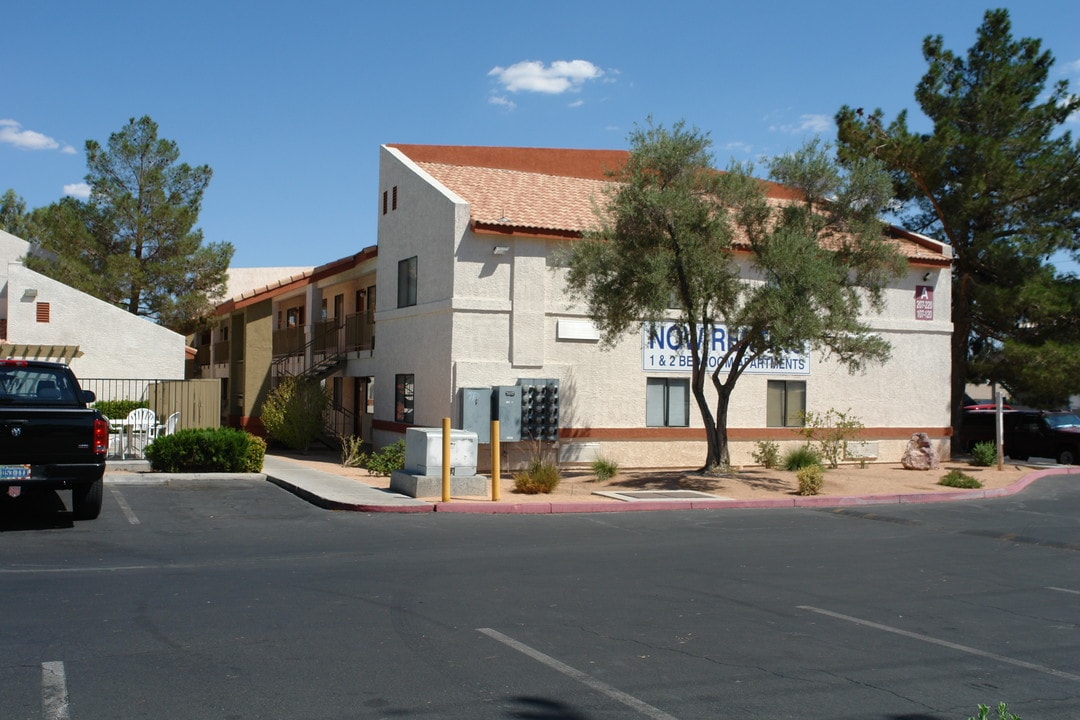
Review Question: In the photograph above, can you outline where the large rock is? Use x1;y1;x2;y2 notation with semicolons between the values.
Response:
901;432;940;470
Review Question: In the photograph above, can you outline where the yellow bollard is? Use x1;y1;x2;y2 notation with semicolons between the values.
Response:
491;420;501;501
441;417;451;502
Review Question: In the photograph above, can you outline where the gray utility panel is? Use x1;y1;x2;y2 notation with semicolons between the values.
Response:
461;386;523;442
461;388;492;443
493;386;522;442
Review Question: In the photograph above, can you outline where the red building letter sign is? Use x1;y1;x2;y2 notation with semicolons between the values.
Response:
915;285;934;320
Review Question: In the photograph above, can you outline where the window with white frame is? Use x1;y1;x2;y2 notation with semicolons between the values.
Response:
646;377;690;427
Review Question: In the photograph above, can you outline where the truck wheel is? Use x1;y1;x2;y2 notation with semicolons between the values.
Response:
1058;448;1076;466
72;477;103;520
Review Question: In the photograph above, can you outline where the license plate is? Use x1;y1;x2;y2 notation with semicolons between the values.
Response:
0;465;31;480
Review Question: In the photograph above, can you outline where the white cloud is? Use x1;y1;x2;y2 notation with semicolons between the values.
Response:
0;119;61;151
61;145;77;154
63;183;90;199
568;99;585;108
721;141;754;155
769;113;835;136
488;95;517;111
488;59;604;94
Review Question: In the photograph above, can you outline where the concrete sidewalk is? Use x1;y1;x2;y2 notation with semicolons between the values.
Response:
106;456;1077;515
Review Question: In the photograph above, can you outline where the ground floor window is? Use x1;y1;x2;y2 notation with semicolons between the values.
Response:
646;377;689;427
394;373;414;423
767;380;806;427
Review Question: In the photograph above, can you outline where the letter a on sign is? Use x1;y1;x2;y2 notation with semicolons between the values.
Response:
915;285;934;320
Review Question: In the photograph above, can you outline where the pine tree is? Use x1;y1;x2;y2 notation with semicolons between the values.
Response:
27;116;233;333
836;9;1080;415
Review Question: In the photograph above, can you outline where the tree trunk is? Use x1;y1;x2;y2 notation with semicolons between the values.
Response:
690;365;722;470
950;268;974;432
712;386;732;469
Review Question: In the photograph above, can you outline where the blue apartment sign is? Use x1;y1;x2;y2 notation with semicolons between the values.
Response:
641;322;810;374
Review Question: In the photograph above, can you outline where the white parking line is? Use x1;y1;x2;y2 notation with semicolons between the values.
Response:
109;487;140;524
41;661;70;720
1047;586;1080;595
478;628;679;720
798;605;1080;682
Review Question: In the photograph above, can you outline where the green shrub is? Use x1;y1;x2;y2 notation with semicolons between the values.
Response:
513;456;562;494
783;444;822;471
970;441;996;467
939;469;983;489
259;376;329;451
591;456;619;482
144;428;266;473
967;702;1021;720
799;408;865;468
92;399;148;420
795;464;824;495
363;440;406;476
752;440;781;469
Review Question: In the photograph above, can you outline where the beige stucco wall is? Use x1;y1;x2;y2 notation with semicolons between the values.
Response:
373;147;955;467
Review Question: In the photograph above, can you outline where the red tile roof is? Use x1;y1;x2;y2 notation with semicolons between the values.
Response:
388;144;951;265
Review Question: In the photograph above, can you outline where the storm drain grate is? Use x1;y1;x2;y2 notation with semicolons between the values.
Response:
593;490;733;502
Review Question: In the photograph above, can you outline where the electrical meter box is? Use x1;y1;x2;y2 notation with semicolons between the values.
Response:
403;427;478;476
492;385;522;442
461;388;492;443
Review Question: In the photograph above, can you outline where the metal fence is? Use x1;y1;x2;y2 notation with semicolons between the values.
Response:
81;377;222;459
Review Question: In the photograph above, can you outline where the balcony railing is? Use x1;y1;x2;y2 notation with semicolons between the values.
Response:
273;326;305;356
272;311;374;359
212;339;230;364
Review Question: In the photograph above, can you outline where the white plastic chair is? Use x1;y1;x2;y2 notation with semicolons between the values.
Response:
124;408;157;458
159;411;180;437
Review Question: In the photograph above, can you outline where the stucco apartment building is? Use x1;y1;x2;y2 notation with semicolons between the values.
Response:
204;144;954;467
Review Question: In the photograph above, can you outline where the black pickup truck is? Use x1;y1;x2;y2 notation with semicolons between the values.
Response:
0;360;108;520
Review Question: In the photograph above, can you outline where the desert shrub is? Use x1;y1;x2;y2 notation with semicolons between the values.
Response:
939;469;983;489
340;435;365;467
93;399;148;420
513;456;562;494
144;428;265;473
783;444;822;471
259;376;329;451
967;702;1021;720
362;440;406;476
591;456;619;482
795;464;824;495
970;441;996;467
752;440;781;469
799;408;865;468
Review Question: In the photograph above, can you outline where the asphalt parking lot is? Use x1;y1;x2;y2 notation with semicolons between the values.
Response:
2;472;1079;719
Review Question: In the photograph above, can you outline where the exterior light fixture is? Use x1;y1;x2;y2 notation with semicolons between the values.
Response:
493;246;510;256
22;288;38;300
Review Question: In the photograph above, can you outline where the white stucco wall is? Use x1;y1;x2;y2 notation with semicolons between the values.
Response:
0;230;184;380
4;263;185;378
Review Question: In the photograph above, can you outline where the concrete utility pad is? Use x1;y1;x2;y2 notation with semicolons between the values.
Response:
390;471;488;498
592;490;734;502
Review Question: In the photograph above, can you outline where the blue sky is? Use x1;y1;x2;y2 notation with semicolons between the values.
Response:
4;0;1078;272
